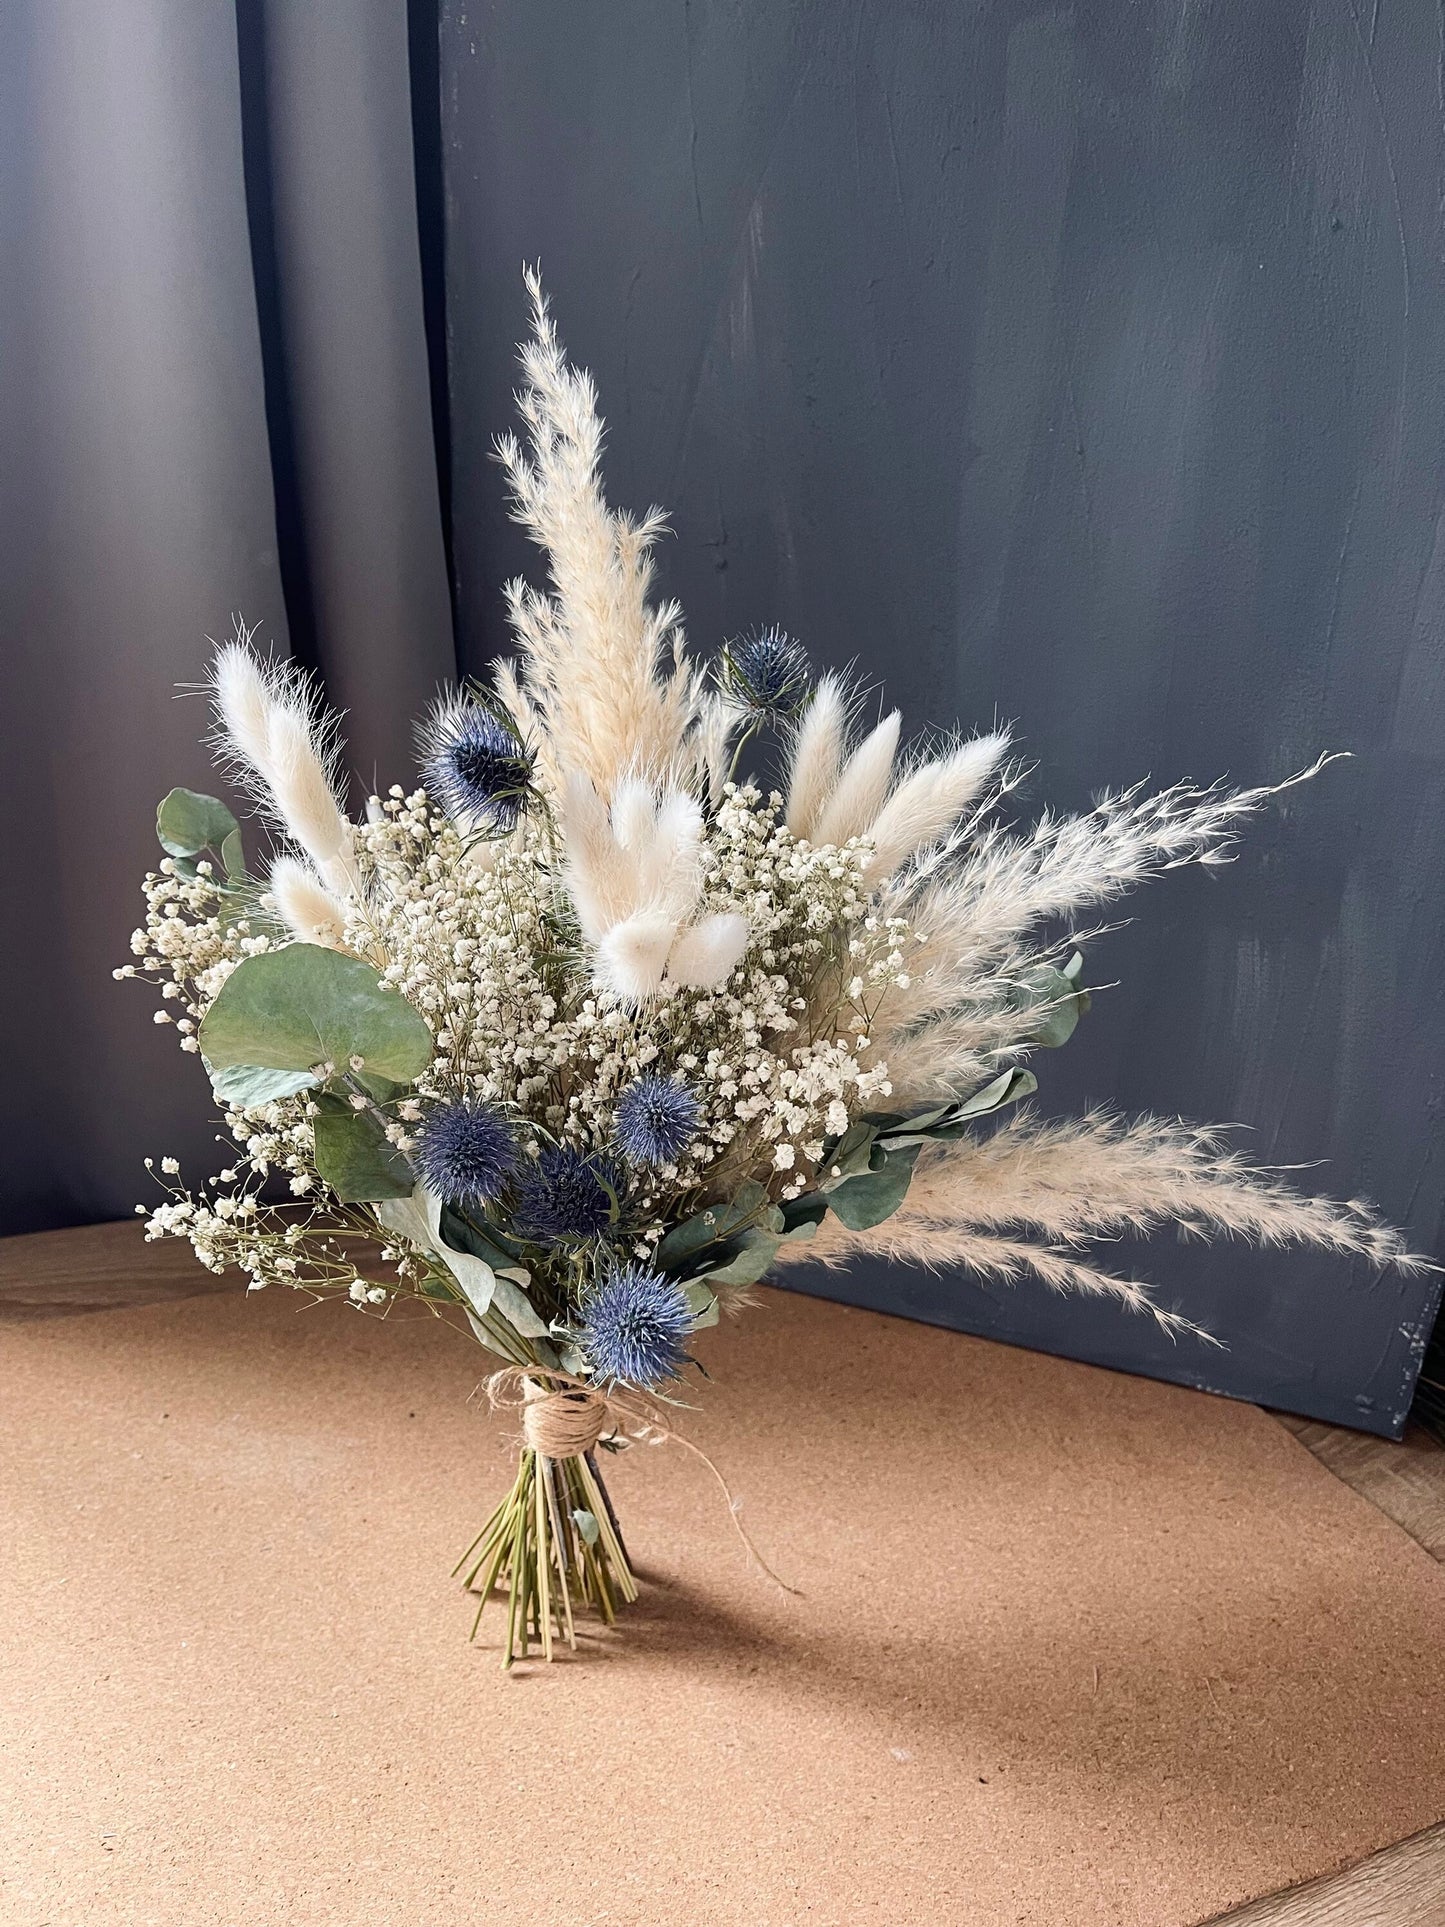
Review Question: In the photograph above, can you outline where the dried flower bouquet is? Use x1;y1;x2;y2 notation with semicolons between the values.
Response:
123;274;1424;1664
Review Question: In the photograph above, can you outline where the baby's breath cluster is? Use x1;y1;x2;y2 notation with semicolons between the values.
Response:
353;780;905;1217
123;771;910;1328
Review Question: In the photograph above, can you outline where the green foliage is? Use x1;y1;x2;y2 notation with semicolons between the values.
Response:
219;828;247;881
156;788;240;863
826;1142;921;1231
311;1096;415;1202
199;944;433;1083
373;1185;550;1346
1008;950;1091;1049
654;1181;770;1270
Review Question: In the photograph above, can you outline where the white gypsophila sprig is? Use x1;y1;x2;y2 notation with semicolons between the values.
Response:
345;781;904;1219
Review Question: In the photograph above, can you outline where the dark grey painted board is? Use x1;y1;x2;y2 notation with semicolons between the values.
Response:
440;0;1445;1434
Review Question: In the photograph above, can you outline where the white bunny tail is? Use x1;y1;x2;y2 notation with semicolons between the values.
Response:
211;636;276;775
269;857;348;949
811;711;902;848
862;729;1013;878
596;909;679;1001
784;673;849;839
667;912;750;988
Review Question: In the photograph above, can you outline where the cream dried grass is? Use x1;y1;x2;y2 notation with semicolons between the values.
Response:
496;269;700;800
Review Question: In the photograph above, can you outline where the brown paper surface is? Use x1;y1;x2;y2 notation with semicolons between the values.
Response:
3;1284;1443;1926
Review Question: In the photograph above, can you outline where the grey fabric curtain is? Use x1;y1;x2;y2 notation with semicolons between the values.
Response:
0;1;454;1234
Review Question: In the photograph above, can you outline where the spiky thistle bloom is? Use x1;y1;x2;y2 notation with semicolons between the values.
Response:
513;1145;621;1244
719;626;813;721
582;1264;692;1386
414;1098;519;1208
419;692;535;833
614;1075;701;1166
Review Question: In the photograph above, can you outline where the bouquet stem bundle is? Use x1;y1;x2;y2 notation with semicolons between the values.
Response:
454;1418;636;1666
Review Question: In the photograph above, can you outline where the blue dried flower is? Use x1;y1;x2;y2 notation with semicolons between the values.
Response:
719;626;813;721
420;696;534;831
582;1264;693;1387
614;1075;701;1166
413;1099;519;1208
513;1145;620;1244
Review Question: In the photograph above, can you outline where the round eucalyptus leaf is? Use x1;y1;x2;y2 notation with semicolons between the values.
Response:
199;943;433;1082
205;1058;319;1109
156;788;239;858
311;1098;415;1202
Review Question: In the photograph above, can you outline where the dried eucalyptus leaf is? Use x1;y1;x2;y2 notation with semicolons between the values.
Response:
199;944;433;1084
826;1143;920;1231
655;1180;770;1269
683;1281;721;1330
696;1226;783;1287
571;1508;600;1548
204;1057;318;1109
156;787;238;859
311;1098;414;1202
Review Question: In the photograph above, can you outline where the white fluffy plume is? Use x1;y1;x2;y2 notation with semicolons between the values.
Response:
209;628;357;896
666;912;750;989
786;686;1012;885
495;271;700;800
560;772;750;999
861;730;1013;878
871;758;1345;1099
811;711;901;847
784;673;849;838
268;857;348;949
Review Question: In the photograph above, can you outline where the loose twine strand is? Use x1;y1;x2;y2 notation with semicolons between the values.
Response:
484;1366;801;1596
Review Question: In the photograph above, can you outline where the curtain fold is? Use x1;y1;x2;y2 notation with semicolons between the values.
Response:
0;1;453;1233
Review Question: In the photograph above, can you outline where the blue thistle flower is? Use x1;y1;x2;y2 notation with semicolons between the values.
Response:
413;1099;520;1208
582;1264;693;1387
614;1075;701;1167
719;626;813;721
420;695;535;831
513;1145;621;1244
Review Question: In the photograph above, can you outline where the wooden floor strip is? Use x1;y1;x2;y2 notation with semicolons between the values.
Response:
0;1220;230;1321
1203;1820;1445;1925
1275;1412;1445;1564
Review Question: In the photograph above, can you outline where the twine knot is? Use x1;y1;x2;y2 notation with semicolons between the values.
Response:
519;1378;611;1458
482;1365;800;1597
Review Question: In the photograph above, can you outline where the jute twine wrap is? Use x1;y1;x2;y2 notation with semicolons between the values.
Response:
484;1367;799;1595
519;1379;611;1458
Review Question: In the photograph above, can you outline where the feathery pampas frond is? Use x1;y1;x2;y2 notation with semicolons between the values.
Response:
787;1210;1213;1343
495;269;700;800
870;758;1346;1095
895;1111;1427;1273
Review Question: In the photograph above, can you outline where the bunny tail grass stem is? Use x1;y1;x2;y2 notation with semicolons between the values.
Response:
455;1447;639;1668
